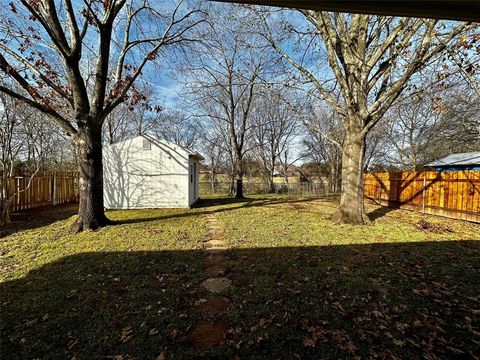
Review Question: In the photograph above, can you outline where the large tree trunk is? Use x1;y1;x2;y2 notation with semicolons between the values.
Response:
72;124;110;232
268;158;275;193
338;129;369;225
268;176;275;194
0;199;11;226
235;155;244;199
211;168;216;194
0;174;11;226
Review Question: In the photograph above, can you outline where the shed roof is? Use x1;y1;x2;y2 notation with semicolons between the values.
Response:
425;152;480;167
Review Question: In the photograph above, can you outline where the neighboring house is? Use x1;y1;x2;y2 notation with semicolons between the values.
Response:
273;165;303;181
103;135;204;209
425;152;480;171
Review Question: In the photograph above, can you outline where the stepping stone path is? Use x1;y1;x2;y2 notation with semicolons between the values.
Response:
201;277;232;293
187;209;234;350
196;296;231;315
204;264;227;277
186;320;230;349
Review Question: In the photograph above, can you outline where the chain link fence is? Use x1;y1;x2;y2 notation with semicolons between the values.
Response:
199;181;328;198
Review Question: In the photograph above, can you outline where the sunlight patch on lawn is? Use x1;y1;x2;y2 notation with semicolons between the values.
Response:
0;207;208;282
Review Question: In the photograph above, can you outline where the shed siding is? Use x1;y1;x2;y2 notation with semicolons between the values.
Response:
104;137;191;209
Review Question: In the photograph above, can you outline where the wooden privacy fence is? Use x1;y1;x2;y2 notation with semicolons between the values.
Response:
0;171;79;213
364;170;480;223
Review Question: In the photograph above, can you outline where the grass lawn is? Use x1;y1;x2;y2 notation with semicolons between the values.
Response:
1;195;479;359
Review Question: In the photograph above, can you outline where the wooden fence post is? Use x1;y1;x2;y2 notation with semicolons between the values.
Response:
422;173;426;214
52;172;57;206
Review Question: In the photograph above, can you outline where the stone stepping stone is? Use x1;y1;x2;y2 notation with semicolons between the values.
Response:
208;225;221;231
205;247;228;254
209;234;224;242
204;264;226;277
201;277;232;293
186;320;230;349
205;240;225;247
196;296;231;315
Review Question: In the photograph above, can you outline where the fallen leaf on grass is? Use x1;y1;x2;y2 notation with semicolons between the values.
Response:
392;339;405;347
26;318;38;327
67;338;78;349
303;337;316;348
120;327;134;343
154;349;166;360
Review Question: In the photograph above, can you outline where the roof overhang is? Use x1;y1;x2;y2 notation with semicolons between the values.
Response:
189;153;205;161
213;1;480;22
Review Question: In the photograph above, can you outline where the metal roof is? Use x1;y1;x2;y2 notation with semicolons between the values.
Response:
426;152;480;167
213;0;480;22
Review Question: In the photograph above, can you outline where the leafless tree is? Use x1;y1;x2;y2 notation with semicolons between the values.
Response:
0;0;204;231
150;109;200;149
358;71;479;172
252;87;300;192
260;11;469;224
438;89;480;151
103;82;161;144
199;129;228;193
0;92;22;224
184;5;270;198
302;104;343;193
0;90;58;224
383;95;444;170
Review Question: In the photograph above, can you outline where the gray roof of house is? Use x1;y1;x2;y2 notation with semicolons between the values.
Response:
426;152;480;167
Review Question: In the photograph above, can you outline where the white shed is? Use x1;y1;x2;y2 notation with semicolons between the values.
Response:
103;135;204;209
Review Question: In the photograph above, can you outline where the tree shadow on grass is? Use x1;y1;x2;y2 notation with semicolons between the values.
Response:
1;241;479;360
113;197;321;226
0;197;328;236
367;205;402;221
0;204;78;239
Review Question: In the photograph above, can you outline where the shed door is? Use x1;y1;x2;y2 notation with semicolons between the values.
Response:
193;162;197;199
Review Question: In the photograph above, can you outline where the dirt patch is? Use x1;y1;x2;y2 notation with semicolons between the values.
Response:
204;264;226;277
415;219;454;233
186;321;230;349
196;296;231;315
205;254;228;266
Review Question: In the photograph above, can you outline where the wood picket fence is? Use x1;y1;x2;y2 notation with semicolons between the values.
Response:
0;171;79;213
364;170;480;223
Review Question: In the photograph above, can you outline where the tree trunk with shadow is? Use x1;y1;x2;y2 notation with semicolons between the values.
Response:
72;123;110;232
235;158;244;198
338;127;369;225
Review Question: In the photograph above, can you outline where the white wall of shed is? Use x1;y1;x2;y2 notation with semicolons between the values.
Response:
103;137;190;209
